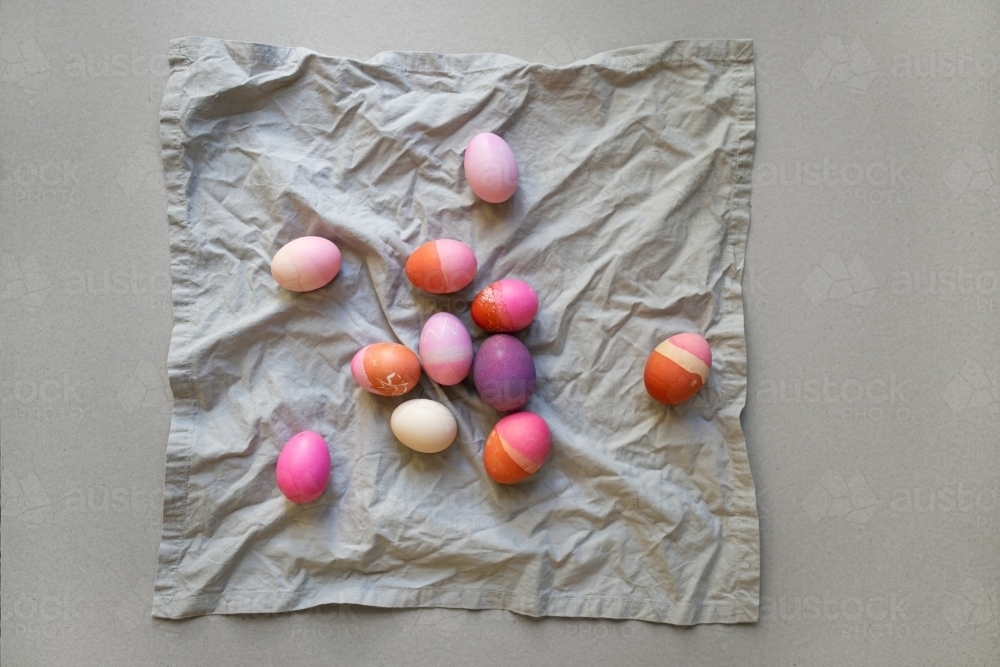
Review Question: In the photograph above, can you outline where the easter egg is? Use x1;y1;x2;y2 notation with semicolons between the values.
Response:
464;132;519;203
472;334;536;412
275;430;331;504
483;411;551;484
351;343;422;397
270;236;342;292
470;279;539;333
419;312;474;385
390;399;458;454
643;333;712;405
405;239;477;294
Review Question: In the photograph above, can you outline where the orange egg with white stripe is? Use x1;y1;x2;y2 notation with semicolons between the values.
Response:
643;333;712;405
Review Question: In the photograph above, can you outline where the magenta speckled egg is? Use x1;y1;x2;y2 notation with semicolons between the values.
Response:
419;313;474;386
271;237;342;292
275;430;331;504
472;334;536;412
464;133;519;203
471;279;539;333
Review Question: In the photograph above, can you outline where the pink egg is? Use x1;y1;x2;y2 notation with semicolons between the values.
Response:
470;279;539;333
464;132;519;203
271;236;342;292
275;430;331;504
419;312;474;385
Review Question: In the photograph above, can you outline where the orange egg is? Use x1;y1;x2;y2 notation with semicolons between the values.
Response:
405;239;477;294
350;343;421;397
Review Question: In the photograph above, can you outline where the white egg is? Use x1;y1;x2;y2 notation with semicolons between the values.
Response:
390;399;458;454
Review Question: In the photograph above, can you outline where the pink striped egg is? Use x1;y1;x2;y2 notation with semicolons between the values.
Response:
419;313;474;386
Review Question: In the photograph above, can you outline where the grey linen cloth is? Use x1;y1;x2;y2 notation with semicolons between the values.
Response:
153;36;760;625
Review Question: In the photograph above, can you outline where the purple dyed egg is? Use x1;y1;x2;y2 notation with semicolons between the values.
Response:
473;334;536;412
419;312;474;386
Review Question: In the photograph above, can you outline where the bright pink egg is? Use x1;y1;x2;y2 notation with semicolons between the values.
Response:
275;430;331;504
419;312;474;385
271;237;342;292
470;279;539;333
464;132;519;203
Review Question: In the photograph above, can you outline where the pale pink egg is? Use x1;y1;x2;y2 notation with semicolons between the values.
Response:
271;236;342;292
275;430;331;504
419;312;474;385
464;132;519;203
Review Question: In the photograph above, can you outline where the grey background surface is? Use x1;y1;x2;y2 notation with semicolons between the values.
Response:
1;1;997;665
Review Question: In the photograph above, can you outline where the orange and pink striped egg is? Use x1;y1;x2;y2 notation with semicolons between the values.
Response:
643;333;712;405
483;411;551;484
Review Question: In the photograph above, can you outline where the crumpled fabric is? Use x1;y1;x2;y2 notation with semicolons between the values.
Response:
153;36;760;625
